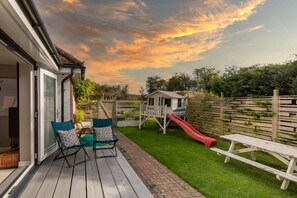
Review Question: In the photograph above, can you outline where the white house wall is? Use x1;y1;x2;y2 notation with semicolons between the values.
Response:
57;75;72;121
19;63;34;165
64;80;71;121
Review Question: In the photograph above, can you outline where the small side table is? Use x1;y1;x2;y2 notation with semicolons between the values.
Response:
77;121;93;137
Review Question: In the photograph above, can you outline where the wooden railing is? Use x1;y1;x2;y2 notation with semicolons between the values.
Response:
140;105;169;117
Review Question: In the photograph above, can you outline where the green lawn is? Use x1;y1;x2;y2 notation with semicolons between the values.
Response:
118;120;297;198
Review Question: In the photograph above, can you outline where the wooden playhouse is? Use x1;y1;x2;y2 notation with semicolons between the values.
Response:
139;90;186;134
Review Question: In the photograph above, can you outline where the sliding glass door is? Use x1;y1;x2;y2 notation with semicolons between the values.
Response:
38;69;57;162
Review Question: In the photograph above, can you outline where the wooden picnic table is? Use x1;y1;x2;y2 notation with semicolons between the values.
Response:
211;134;297;190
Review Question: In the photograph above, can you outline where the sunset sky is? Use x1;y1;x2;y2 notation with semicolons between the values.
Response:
34;0;297;94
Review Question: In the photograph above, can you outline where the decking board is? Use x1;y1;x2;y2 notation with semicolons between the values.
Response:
116;151;153;198
19;154;56;198
70;150;86;198
96;150;121;198
86;149;104;198
104;150;137;197
53;155;75;198
36;158;64;198
18;148;153;198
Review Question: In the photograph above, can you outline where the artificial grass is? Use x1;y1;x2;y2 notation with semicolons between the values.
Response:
118;120;297;198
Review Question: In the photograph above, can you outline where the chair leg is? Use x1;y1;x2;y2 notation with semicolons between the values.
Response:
82;147;90;159
54;150;62;160
65;155;71;167
94;142;118;158
114;146;117;157
54;148;71;167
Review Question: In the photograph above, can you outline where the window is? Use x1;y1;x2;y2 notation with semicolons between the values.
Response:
148;98;154;105
164;98;171;107
178;99;182;107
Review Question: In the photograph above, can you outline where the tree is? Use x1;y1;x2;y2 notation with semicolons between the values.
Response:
146;75;167;94
94;84;129;100
223;65;239;77
167;72;194;91
119;85;129;100
139;86;145;101
193;67;219;92
212;61;297;97
73;79;95;102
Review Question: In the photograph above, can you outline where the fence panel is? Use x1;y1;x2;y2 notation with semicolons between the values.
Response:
116;100;140;120
278;96;297;145
188;93;297;146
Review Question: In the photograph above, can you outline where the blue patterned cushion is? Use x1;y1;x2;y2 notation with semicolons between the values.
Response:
94;126;113;141
58;129;80;147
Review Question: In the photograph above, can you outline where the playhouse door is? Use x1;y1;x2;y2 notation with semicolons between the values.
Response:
38;69;58;163
158;97;164;106
158;97;164;115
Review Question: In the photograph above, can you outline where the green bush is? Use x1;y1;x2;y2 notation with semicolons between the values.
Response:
74;110;85;123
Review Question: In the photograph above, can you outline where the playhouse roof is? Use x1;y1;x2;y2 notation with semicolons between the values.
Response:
146;90;185;99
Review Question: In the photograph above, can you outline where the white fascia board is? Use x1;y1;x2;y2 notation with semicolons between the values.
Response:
6;0;59;71
59;67;82;74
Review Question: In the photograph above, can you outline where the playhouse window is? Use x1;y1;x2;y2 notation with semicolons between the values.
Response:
164;98;171;107
178;99;182;107
148;98;154;105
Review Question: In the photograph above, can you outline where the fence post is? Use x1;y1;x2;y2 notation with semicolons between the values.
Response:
113;100;117;127
220;92;224;135
97;100;100;118
163;106;167;134
139;104;142;129
272;89;279;141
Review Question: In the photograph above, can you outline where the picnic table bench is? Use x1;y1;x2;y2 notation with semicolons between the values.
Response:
211;134;297;190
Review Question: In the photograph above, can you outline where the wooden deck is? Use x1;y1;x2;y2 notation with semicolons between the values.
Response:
19;148;153;198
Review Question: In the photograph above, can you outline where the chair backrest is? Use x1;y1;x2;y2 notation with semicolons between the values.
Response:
93;118;112;128
51;120;75;136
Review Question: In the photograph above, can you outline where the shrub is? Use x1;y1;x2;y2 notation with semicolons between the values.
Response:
74;109;85;123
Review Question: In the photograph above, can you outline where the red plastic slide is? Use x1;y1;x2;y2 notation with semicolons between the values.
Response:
167;114;217;147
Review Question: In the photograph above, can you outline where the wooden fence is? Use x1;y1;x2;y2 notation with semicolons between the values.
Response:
77;100;140;124
115;100;140;121
187;90;297;146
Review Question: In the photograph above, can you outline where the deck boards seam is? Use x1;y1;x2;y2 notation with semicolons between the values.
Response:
52;159;65;197
35;158;64;198
103;151;122;197
113;151;139;197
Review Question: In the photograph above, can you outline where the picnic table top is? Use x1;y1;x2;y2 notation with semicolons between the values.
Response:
221;134;297;159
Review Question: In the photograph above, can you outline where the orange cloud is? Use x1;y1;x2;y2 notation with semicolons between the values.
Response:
36;0;266;94
235;25;264;35
62;0;80;4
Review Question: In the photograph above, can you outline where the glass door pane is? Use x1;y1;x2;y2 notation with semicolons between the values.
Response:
38;69;57;162
43;75;56;153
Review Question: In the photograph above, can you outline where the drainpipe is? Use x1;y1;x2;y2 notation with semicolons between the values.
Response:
61;67;74;122
81;66;86;80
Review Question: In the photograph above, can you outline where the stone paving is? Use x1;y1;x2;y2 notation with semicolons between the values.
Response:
116;131;205;198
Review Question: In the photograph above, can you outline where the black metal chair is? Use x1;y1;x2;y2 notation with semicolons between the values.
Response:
51;120;91;166
93;118;119;157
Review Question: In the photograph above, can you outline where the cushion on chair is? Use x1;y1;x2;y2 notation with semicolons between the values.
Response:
94;126;113;141
58;129;80;147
